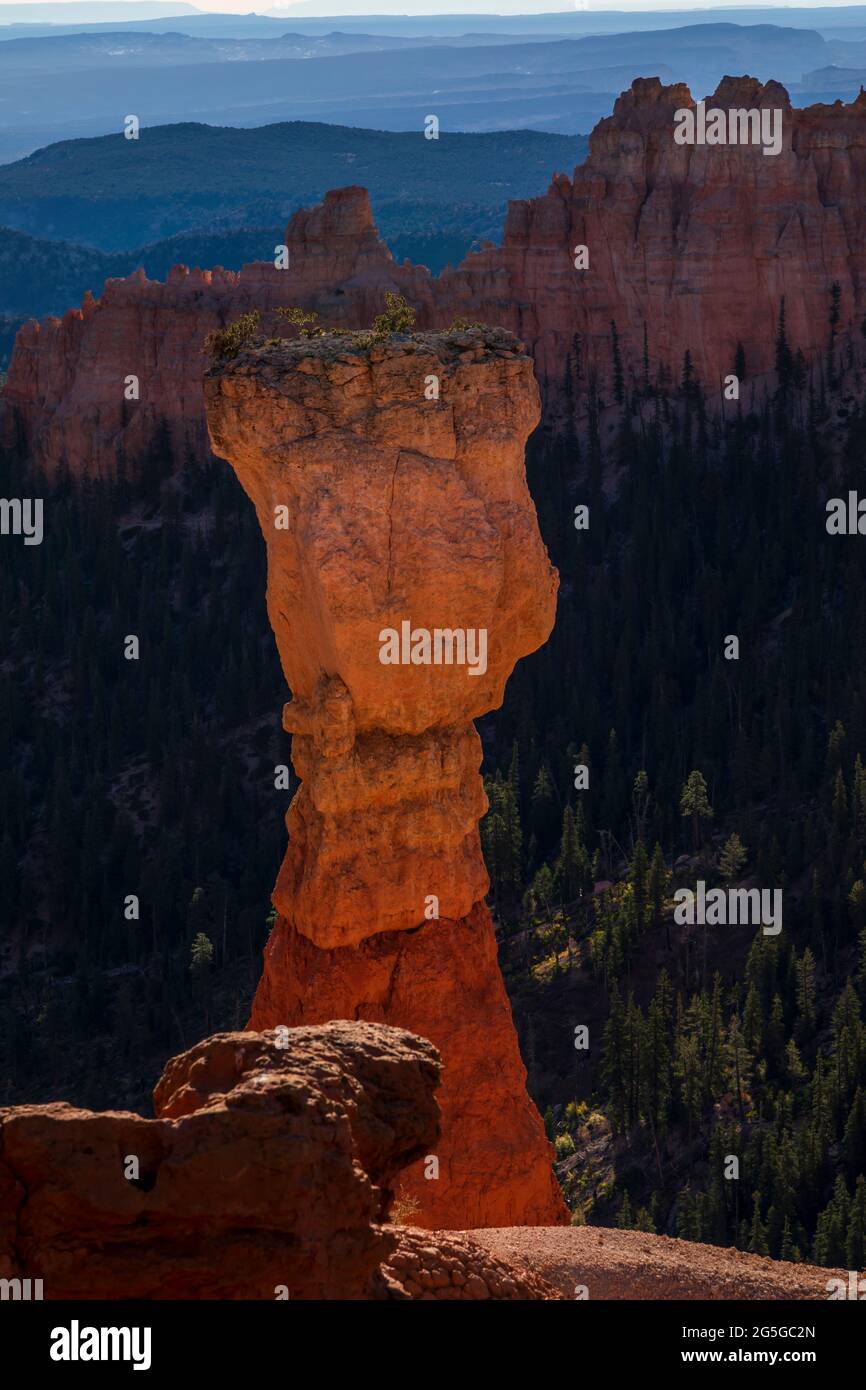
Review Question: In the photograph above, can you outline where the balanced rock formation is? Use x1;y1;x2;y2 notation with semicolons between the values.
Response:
5;78;866;477
204;326;567;1229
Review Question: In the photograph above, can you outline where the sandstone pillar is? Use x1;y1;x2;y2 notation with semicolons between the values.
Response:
205;325;568;1227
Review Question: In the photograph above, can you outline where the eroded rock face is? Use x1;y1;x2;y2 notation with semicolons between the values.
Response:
205;328;567;1229
0;1022;440;1300
6;79;866;476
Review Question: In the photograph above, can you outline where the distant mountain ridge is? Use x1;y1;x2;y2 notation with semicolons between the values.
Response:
4;6;866;40
0;28;456;66
0;19;852;161
0;120;588;253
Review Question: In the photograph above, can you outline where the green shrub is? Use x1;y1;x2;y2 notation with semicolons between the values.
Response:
371;292;416;340
275;306;327;338
205;310;261;363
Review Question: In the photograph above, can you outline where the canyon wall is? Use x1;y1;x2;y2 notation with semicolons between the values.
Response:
204;326;567;1229
5;77;866;477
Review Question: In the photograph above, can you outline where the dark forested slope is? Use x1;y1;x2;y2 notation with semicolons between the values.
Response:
0;122;588;251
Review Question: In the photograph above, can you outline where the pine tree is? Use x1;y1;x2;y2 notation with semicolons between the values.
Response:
557;803;590;903
734;341;746;382
766;994;786;1075
785;1037;806;1085
832;768;849;832
481;772;524;915
725;1014;754;1124
629;839;650;926
743;983;764;1055
853;755;866;846
831;979;866;1104
631;769;650;846
602;984;629;1130
703;974;727;1101
843;1086;866;1180
827;720;846;777
675;1028;703;1142
850;880;866;933
635;1206;656;1233
642;973;674;1152
600;728;623;838
845;1174;866;1270
795;949;817;1037
647;841;670;946
189;931;214;1030
812;1175;851;1266
528;862;555;926
720;832;747;883
827;280;842;385
610;320;624;406
530;762;558;856
681;350;695;397
617;1191;634;1228
748;1193;770;1256
680;770;714;851
774;297;793;390
779;1216;800;1263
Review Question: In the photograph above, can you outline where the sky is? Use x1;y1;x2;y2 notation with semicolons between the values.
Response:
267;1;806;11
5;0;859;14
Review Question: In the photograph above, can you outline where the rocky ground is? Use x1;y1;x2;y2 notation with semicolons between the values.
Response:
470;1226;849;1300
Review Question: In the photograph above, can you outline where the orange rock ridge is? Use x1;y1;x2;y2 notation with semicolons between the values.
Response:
6;77;866;477
0;1020;560;1299
204;327;568;1228
1;1022;442;1299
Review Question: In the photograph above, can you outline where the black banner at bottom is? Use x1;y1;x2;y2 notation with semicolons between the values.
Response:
1;1297;860;1377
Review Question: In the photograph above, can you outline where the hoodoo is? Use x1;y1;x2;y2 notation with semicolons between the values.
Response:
204;326;568;1228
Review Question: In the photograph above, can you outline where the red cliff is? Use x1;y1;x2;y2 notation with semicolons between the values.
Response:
204;326;567;1229
6;77;866;476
